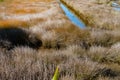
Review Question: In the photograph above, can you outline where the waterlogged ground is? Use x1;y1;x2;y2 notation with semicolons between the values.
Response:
61;0;120;29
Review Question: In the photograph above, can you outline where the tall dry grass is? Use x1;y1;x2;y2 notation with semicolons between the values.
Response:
1;42;120;80
0;0;120;80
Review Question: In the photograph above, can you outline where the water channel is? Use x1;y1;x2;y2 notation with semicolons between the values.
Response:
60;3;86;29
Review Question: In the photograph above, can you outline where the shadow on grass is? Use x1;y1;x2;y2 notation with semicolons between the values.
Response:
0;27;42;50
85;68;119;80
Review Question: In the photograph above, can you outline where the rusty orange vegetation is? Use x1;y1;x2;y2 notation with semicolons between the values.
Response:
0;19;29;28
0;0;55;28
13;9;37;14
7;0;54;3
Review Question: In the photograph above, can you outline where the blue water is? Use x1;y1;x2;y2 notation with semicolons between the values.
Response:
114;7;120;11
112;2;120;11
60;4;86;29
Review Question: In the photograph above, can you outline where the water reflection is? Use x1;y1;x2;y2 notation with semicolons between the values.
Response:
112;2;120;11
60;4;86;29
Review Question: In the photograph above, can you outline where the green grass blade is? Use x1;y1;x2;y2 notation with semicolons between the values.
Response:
52;66;59;80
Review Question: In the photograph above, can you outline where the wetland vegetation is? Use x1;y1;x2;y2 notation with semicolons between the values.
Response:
0;0;120;80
